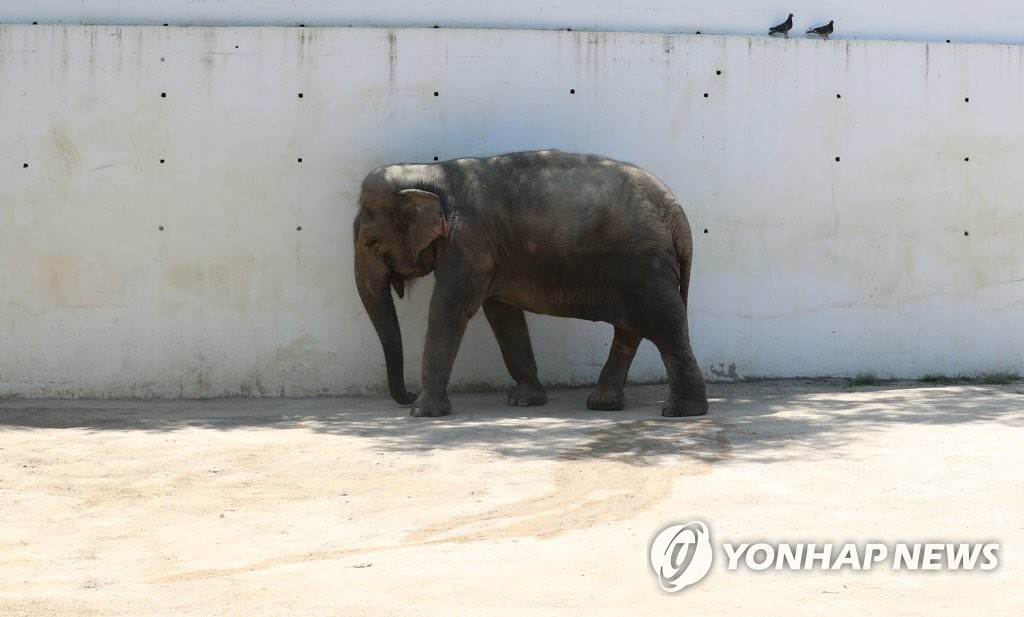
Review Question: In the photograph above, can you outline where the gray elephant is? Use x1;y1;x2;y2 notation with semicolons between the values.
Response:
353;150;708;417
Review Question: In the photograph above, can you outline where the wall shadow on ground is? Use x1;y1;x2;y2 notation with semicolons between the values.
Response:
1;380;1021;467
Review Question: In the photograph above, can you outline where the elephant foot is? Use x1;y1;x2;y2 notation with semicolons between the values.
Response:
507;382;547;407
587;385;625;411
661;398;709;417
410;392;452;417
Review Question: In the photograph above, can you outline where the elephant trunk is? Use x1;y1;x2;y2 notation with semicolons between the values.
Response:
355;254;416;405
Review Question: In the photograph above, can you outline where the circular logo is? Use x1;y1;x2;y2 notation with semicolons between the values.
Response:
650;521;713;592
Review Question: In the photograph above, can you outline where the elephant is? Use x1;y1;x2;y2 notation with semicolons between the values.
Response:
353;150;708;417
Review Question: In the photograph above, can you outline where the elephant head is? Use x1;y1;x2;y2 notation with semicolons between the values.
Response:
352;166;449;405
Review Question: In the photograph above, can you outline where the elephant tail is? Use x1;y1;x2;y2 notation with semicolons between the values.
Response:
672;205;695;309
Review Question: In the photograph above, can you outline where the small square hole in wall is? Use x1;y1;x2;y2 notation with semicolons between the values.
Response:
433;91;439;97
161;92;166;98
297;158;303;163
835;156;841;162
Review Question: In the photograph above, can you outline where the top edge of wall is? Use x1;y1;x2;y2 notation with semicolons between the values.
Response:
2;1;1024;47
0;23;1018;51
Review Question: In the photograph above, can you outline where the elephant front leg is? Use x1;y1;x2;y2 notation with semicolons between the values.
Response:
482;299;547;407
587;327;642;410
411;280;487;418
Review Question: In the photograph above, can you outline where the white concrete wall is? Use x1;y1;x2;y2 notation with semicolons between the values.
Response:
5;1;1024;45
2;25;1023;397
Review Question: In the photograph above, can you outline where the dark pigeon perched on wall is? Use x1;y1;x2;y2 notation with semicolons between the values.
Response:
807;20;834;40
769;14;794;38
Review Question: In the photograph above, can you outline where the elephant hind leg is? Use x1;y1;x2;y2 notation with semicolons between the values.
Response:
646;299;708;417
587;327;643;411
482;299;547;407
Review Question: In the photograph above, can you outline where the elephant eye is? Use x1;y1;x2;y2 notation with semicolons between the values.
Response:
364;237;381;252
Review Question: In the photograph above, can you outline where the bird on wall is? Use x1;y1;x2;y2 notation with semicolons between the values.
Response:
769;14;794;38
806;20;834;40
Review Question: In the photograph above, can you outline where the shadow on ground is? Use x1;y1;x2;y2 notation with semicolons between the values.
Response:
1;379;1022;465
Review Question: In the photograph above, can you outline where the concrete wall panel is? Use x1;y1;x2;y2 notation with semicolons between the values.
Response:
1;25;1022;397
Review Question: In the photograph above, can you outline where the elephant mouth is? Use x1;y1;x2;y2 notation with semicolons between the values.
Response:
383;239;441;298
388;270;409;299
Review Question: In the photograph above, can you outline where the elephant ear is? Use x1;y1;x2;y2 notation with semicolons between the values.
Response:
398;188;448;258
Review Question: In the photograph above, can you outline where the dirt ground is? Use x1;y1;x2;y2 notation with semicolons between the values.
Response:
1;380;1022;616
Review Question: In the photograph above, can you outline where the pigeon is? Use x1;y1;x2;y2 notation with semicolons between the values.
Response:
806;20;834;40
769;14;794;38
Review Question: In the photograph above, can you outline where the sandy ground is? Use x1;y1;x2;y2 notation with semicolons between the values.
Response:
1;380;1022;616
